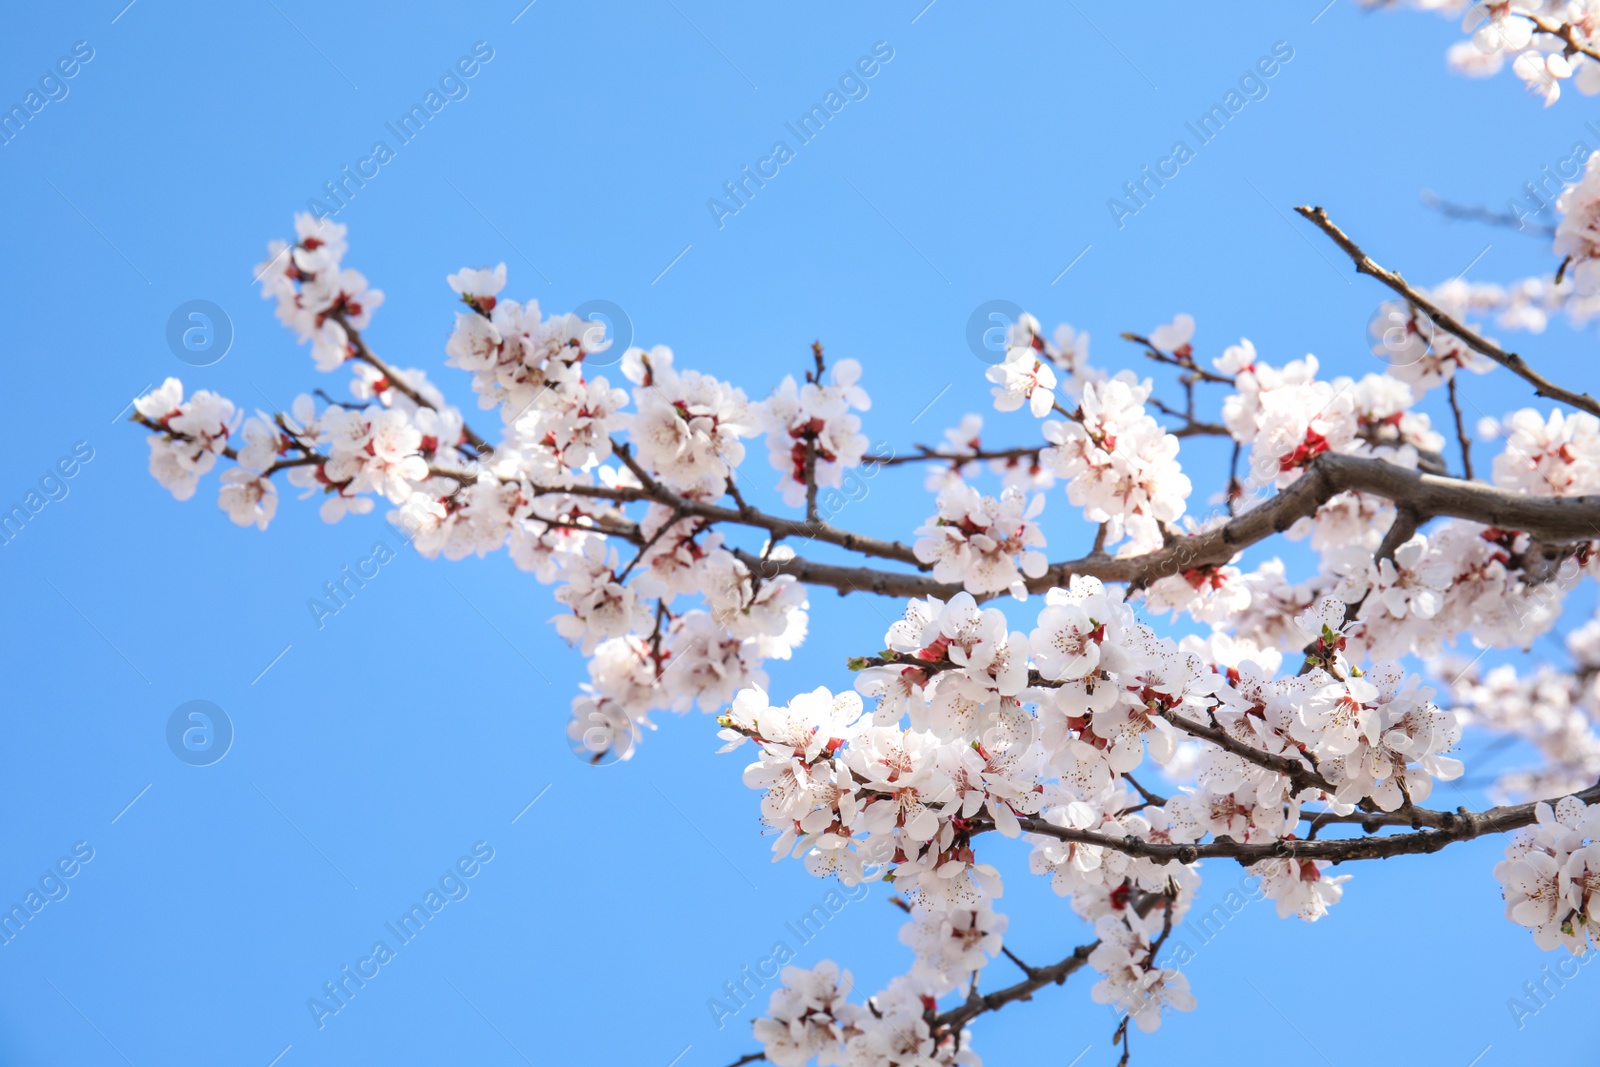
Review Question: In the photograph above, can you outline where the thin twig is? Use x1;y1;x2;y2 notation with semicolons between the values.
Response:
330;310;495;454
1421;191;1555;237
878;444;1044;468
1296;205;1600;418
1448;375;1474;481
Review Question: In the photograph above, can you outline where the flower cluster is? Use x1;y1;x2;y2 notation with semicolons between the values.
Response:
142;222;815;767
622;346;755;498
1040;370;1192;553
1221;349;1443;487
726;580;1478;1056
1495;795;1600;952
755;357;872;506
255;214;384;371
1556;149;1600;293
912;482;1048;595
1487;406;1600;497
755;962;980;1067
1381;0;1600;106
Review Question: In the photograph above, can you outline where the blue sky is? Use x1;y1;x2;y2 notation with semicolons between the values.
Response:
1;1;1596;1065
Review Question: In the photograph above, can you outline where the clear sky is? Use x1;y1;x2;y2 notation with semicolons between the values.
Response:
1;2;1596;1065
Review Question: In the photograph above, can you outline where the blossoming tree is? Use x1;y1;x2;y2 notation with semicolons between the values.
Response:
127;6;1600;1064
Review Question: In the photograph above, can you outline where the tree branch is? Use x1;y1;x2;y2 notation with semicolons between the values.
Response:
1420;191;1555;237
930;939;1098;1033
1157;706;1333;796
878;444;1044;468
1511;6;1600;65
750;451;1600;600
1295;205;1600;419
1447;374;1474;481
330;310;495;455
1012;780;1600;867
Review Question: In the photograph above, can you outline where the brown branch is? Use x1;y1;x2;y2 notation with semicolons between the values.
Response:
597;444;925;568
804;436;820;524
930;939;1098;1033
330;310;494;455
1374;505;1422;563
730;548;944;597
545;517;643;542
1420;191;1555;237
930;889;1167;1040
1511;7;1600;64
426;464;475;484
1013;779;1600;867
878;444;1045;468
1121;773;1168;809
725;474;754;517
132;414;328;479
1447;375;1474;481
616;508;691;583
1157;706;1333;796
1148;397;1231;438
1295;807;1437;832
999;945;1039;978
1296;205;1600;419
749;451;1600;601
1121;333;1234;384
1226;441;1242;517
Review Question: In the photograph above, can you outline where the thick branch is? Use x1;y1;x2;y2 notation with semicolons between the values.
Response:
1296;205;1600;419
730;549;951;597
753;452;1600;600
1013;780;1600;867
